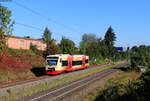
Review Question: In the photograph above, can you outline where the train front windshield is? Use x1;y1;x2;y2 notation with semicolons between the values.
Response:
46;57;58;66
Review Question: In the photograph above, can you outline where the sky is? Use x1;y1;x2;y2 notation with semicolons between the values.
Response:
1;0;150;47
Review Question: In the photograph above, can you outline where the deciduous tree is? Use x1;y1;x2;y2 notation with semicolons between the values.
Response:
0;4;14;50
42;27;54;55
80;33;98;54
59;37;75;55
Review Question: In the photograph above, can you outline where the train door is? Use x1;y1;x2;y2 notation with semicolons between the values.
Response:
82;56;86;68
68;56;72;69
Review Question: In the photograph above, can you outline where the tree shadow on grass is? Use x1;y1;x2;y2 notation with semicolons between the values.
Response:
30;67;46;77
112;66;129;72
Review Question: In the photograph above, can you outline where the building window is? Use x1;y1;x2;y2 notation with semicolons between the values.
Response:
36;41;40;44
19;40;24;44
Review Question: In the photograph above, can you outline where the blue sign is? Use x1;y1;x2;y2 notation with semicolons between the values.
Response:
116;47;123;51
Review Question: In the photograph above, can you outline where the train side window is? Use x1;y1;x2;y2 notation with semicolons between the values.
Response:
62;61;68;66
85;59;89;63
72;61;82;66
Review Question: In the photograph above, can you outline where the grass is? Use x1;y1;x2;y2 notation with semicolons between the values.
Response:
80;70;141;101
0;61;126;101
0;71;35;83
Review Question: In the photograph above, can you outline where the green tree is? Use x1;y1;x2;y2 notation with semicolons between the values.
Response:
104;26;116;46
0;4;14;50
59;37;75;55
97;39;109;58
30;44;38;52
79;33;98;54
79;33;107;63
104;26;116;58
79;29;124;64
49;40;61;55
42;27;54;55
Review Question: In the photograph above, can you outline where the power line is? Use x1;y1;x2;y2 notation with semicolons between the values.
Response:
16;22;43;31
15;21;74;40
13;1;81;34
12;1;80;44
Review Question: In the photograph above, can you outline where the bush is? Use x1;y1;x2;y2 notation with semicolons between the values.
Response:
94;68;150;101
0;56;31;72
0;49;45;72
89;57;111;65
7;48;45;67
130;45;150;70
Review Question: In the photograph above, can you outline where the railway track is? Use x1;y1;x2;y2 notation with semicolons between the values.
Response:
0;64;109;89
0;63;111;96
0;76;49;89
23;68;118;101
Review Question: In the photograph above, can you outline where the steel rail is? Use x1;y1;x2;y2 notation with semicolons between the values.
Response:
29;69;116;101
0;64;110;89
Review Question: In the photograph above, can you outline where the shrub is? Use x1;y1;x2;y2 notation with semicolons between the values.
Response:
7;48;45;67
130;45;150;69
0;49;45;73
0;54;31;72
94;68;150;101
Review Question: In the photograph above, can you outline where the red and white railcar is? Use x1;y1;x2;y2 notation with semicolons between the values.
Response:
45;54;89;75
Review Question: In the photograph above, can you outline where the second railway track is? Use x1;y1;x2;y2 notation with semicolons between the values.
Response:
23;68;118;101
0;64;112;96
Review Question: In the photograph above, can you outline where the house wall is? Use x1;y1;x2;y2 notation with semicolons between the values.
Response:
6;37;46;51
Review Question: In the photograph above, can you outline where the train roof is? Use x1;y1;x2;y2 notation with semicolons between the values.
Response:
47;54;88;57
47;54;69;57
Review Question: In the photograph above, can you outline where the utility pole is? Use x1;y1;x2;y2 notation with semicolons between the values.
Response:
127;46;130;65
